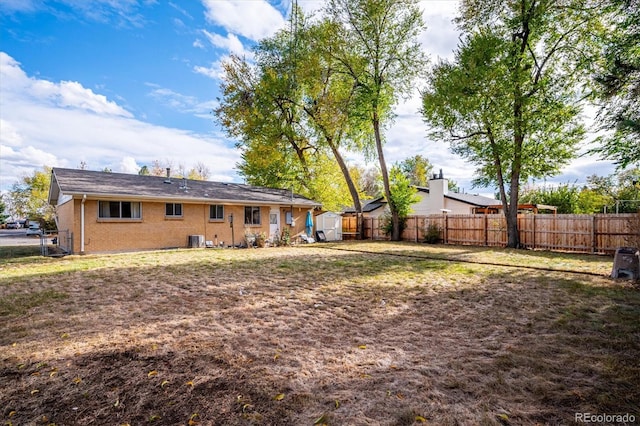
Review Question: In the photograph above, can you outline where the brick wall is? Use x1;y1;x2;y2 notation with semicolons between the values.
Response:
61;198;313;253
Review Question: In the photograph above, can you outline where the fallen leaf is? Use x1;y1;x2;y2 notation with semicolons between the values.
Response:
149;414;161;422
335;400;340;408
114;399;119;407
415;415;427;422
73;377;82;384
147;370;158;378
60;332;70;339
30;389;39;395
358;345;367;349
188;413;199;425
161;380;170;388
49;371;58;378
185;380;194;387
274;393;285;401
242;404;253;413
9;411;16;417
497;413;509;421
314;414;328;424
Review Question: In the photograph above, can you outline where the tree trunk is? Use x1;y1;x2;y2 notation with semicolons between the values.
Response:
327;140;364;238
373;112;399;241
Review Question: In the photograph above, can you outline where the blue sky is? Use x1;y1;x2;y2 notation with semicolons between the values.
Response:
0;0;616;196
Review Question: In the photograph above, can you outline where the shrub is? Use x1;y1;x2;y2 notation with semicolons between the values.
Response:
424;223;442;244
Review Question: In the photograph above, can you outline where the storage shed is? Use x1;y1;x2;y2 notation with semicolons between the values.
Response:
315;212;343;241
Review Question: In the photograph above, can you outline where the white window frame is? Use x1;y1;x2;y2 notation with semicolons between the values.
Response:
244;206;261;225
165;203;183;218
98;201;142;219
209;204;224;221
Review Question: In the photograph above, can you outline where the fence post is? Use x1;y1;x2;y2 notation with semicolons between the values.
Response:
444;214;449;245
591;214;596;253
532;214;536;250
484;214;488;246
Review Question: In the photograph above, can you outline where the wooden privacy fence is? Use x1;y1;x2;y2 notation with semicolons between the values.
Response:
342;213;640;254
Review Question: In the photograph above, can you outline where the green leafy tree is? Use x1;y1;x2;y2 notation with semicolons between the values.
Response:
351;165;382;199
399;155;432;187
381;165;419;236
10;166;55;226
0;196;8;224
422;0;601;247
611;168;640;212
138;165;150;176
327;0;427;241
520;183;610;214
592;0;640;168
215;9;366;219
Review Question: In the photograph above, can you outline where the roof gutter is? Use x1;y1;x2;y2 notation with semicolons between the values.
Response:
64;192;320;209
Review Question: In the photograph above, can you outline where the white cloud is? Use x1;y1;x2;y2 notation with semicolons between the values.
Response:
146;84;218;116
201;0;285;41
201;29;249;56
0;119;23;146
0;0;39;14
118;156;140;173
1;53;132;117
0;52;240;191
193;38;205;49
194;60;224;80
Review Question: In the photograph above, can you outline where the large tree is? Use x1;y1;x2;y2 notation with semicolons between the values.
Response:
592;0;640;168
9;166;55;226
326;0;427;241
399;155;433;187
216;9;374;216
422;0;601;247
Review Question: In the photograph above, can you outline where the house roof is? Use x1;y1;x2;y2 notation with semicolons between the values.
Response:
342;197;386;214
48;168;320;208
342;188;498;214
445;191;498;207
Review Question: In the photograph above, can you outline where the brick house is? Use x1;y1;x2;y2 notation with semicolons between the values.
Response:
48;168;320;254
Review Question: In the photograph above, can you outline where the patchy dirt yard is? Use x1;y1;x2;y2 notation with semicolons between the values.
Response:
1;242;639;425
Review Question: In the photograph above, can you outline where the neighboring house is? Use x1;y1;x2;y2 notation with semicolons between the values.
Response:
343;172;499;218
48;168;320;254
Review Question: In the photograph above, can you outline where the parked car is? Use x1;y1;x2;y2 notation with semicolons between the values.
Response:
26;224;42;236
6;221;19;229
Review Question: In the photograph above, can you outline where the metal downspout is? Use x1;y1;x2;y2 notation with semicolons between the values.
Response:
81;194;86;254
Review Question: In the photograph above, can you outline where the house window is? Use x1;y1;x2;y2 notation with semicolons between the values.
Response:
285;211;293;225
165;203;183;217
98;201;141;219
209;205;224;220
244;206;261;225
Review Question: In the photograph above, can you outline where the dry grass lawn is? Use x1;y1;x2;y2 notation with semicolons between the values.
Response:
1;241;639;425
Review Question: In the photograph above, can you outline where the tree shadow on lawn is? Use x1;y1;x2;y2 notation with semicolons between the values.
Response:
330;241;614;276
1;249;639;425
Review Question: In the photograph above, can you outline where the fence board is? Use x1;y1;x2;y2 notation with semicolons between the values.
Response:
344;213;639;254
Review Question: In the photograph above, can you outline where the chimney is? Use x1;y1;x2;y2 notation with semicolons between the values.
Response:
428;169;449;213
164;168;172;184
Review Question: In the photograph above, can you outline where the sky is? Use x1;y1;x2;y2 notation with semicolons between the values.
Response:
0;0;617;198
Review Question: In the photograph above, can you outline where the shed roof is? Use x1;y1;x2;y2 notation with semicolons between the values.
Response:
48;168;320;208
